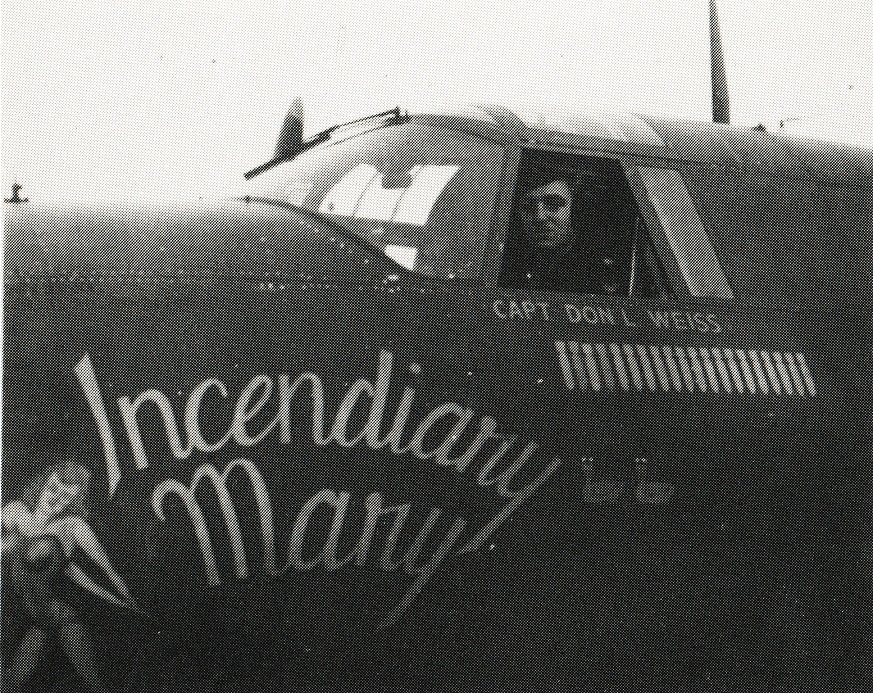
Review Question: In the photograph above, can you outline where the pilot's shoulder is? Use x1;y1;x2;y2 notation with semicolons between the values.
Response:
597;255;620;294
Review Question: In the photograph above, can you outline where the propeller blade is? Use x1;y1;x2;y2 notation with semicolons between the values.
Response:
274;97;305;160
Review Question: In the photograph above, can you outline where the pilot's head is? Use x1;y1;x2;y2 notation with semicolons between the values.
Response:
519;176;574;251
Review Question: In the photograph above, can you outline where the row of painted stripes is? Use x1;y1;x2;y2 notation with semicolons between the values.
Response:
555;341;817;397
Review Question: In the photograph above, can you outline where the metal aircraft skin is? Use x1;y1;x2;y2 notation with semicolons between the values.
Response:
3;98;872;692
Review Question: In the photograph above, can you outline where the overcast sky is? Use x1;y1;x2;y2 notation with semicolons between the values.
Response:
2;0;871;202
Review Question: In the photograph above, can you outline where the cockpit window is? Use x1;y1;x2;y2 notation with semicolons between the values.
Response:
247;121;505;280
499;151;670;298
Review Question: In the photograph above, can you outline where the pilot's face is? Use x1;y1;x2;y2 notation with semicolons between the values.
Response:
520;179;573;250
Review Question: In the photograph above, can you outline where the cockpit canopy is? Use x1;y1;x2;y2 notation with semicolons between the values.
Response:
245;104;871;307
247;119;504;281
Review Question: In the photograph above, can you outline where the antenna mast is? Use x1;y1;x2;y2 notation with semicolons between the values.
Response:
710;0;730;124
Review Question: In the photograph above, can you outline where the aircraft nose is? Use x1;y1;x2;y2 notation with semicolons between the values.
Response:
4;200;387;284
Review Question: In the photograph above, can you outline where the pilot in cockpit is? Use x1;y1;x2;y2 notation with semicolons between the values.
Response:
499;168;619;295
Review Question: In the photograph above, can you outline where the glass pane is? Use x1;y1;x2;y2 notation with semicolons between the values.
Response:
248;121;505;280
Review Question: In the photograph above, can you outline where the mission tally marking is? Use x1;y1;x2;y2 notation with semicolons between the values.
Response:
555;341;817;396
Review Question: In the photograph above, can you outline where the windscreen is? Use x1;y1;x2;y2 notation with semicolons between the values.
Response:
247;120;505;280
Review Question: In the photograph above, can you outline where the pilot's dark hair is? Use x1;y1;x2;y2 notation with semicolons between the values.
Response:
516;167;575;193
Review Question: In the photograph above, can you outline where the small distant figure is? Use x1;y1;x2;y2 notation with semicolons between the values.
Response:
5;183;29;204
